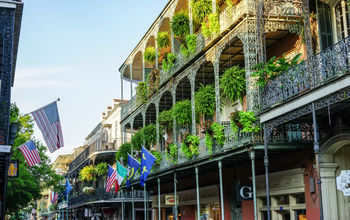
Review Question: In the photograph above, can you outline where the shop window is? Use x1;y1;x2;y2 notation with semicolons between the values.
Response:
317;1;333;50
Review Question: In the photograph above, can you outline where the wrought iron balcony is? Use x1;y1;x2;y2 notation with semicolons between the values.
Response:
68;141;118;172
261;36;350;111
68;188;151;207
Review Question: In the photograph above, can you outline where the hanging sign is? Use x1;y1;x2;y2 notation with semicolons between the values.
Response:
8;160;19;178
336;170;350;196
0;145;11;153
165;195;179;205
237;184;253;201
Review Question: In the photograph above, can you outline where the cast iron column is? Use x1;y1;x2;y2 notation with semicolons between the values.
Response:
218;161;225;220
158;178;161;220
263;123;271;220
195;167;200;220
174;173;178;220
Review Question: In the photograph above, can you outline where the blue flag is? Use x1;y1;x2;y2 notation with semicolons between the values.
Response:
140;146;156;187
65;178;72;200
127;154;141;188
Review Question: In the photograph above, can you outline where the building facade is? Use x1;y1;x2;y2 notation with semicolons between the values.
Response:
117;0;350;220
0;0;23;219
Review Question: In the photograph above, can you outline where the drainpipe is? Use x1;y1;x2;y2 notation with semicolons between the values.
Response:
218;161;225;220
249;149;257;220
312;102;324;220
195;167;200;220
158;178;161;220
263;123;271;220
174;173;178;220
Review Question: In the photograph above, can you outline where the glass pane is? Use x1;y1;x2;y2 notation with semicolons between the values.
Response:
277;195;289;205
295;193;306;204
317;1;334;50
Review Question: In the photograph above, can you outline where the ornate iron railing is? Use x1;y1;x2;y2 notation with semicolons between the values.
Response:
68;141;117;172
69;188;151;207
261;36;350;110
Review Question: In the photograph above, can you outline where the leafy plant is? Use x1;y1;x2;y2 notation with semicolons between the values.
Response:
159;108;174;129
151;150;163;165
167;143;178;164
136;82;148;104
79;165;94;182
230;111;260;134
131;130;143;151
180;34;197;57
144;46;156;64
95;162;108;177
181;134;200;159
116;142;132;165
162;53;176;72
156;31;170;48
171;12;190;42
205;122;225;155
195;84;216;118
205;134;213;155
142;124;158;149
252;53;302;88
82;186;95;195
201;13;220;38
148;69;160;96
173;99;192;126
220;65;246;103
191;0;212;23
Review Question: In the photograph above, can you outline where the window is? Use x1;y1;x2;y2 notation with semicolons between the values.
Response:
334;0;350;41
317;1;333;50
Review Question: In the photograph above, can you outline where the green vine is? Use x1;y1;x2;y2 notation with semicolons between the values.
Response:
191;0;212;23
204;122;225;155
151;150;163;165
167;143;178;164
195;84;216;118
156;31;170;48
115;142;132;165
173;99;192;126
220;65;246;103
144;46;156;64
181;134;199;159
162;53;176;72
201;13;220;38
205;133;213;155
136;82;148;104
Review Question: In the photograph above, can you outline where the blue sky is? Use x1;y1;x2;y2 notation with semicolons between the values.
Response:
12;0;167;161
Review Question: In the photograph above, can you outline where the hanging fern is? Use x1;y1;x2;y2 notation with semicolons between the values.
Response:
142;124;158;149
195;84;216;118
180;34;197;57
156;31;170;48
159;108;174;129
220;65;246;104
171;12;190;42
116;142;132;165
144;47;156;64
173;99;192;126
162;53;176;72
136;82;148;104
230;111;260;134
191;0;212;23
79;165;94;182
201;13;220;38
181;134;199;159
131;130;143;151
95;162;108;177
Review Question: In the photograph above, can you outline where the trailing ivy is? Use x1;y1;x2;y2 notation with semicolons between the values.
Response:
181;134;200;159
201;13;220;38
144;46;156;64
195;84;216;118
79;165;94;182
180;34;197;58
252;53;302;88
148;69;160;96
159;108;174;129
220;65;246;104
115;142;132;165
95;162;108;177
171;11;190;42
191;0;212;23
156;31;170;48
136;82;148;104
173;99;192;126
162;53;176;72
205;134;213;155
204;122;225;155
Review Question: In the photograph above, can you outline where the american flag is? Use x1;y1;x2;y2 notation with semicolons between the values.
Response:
18;140;41;167
31;101;63;153
106;165;117;192
50;191;58;204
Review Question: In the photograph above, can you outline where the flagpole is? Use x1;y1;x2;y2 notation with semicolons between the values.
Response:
144;183;147;220
132;186;135;220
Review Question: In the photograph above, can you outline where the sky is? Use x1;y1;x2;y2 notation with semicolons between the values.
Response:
12;0;167;162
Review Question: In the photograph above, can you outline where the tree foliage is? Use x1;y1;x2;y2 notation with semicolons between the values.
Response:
6;104;63;215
